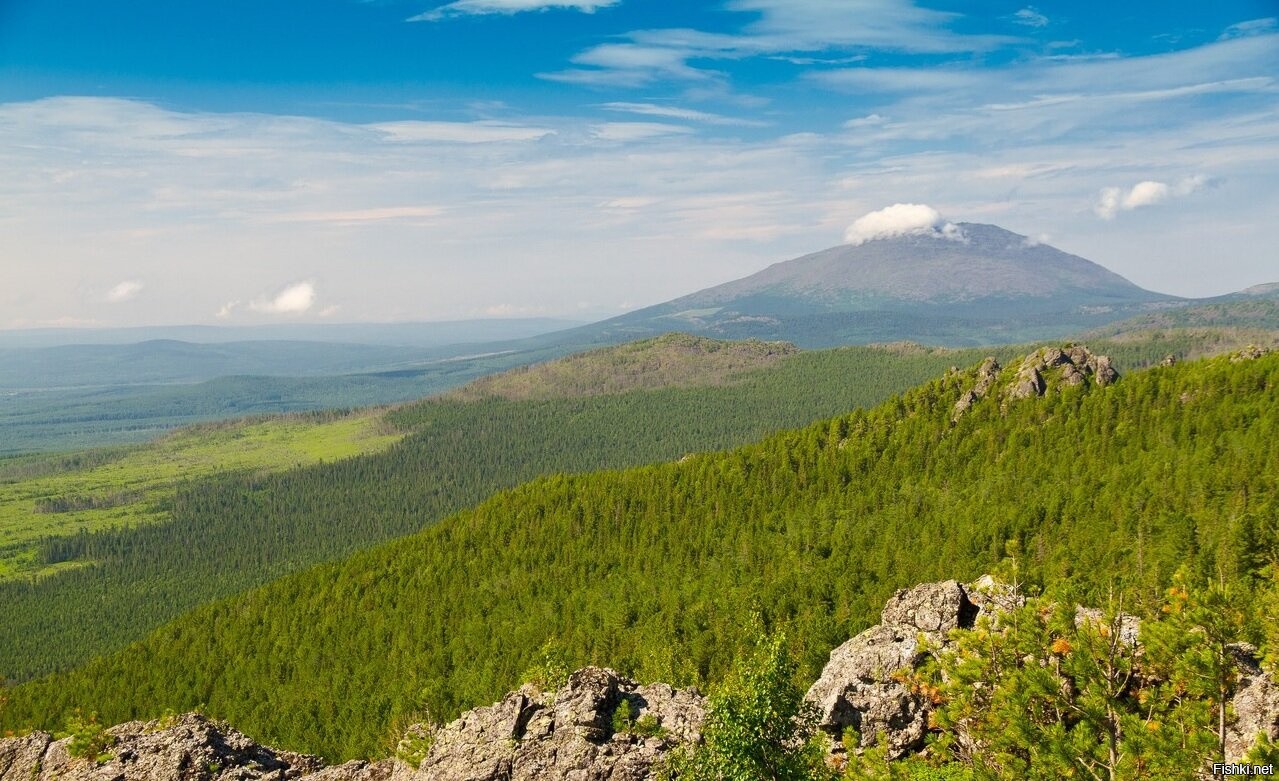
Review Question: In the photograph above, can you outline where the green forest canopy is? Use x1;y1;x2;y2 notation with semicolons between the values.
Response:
3;347;1274;762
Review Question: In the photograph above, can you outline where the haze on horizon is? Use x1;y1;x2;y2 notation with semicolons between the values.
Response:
1;0;1276;330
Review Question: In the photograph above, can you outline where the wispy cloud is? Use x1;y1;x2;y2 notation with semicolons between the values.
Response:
251;282;317;315
540;0;1019;86
261;206;443;225
409;0;618;22
105;280;144;303
599;102;768;127
589;122;694;141
370;120;554;143
1219;17;1277;40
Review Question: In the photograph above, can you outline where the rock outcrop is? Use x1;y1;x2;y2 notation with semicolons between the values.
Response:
0;712;386;781
951;357;1000;421
952;344;1118;420
398;667;704;781
0;670;704;781
1227;643;1279;761
804;578;1279;764
6;581;1276;778
1232;344;1273;362
805;580;987;758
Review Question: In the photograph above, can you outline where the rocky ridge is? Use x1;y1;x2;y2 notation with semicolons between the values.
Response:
952;343;1118;421
0;670;704;781
5;580;1276;780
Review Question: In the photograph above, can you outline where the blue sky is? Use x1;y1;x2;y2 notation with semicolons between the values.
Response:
1;0;1276;326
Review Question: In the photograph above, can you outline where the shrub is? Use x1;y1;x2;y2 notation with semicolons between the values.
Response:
63;710;115;764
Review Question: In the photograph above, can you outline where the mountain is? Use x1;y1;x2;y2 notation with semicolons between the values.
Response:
5;346;1275;759
566;223;1176;347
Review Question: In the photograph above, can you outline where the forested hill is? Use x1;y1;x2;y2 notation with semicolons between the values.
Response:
4;347;1275;761
0;341;981;682
445;332;798;401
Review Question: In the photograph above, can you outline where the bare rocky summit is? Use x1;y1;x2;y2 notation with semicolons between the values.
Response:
952;344;1117;421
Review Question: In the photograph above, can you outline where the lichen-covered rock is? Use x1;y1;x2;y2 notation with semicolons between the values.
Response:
954;345;1118;418
1226;644;1279;762
1073;605;1140;647
806;580;976;758
399;667;704;781
0;731;52;781
0;713;328;781
306;761;395;781
1232;344;1272;362
951;357;1000;420
965;574;1025;620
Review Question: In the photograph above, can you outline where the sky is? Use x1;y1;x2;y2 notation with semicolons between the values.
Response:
1;0;1276;328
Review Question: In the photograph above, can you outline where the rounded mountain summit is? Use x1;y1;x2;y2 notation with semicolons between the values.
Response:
586;223;1177;348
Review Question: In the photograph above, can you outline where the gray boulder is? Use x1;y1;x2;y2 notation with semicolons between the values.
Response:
0;712;352;781
0;731;51;781
1226;644;1279;762
398;667;704;781
805;580;975;758
952;344;1119;417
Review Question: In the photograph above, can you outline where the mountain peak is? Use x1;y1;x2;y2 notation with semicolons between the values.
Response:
690;222;1153;306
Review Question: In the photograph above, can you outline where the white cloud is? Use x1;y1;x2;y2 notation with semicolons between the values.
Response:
844;203;965;245
105;280;144;303
216;301;240;319
409;0;618;22
1012;7;1049;28
843;113;887;129
251;282;317;315
1122;180;1171;209
1094;176;1208;219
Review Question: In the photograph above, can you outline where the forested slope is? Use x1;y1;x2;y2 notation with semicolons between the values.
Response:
4;348;1275;761
0;342;976;681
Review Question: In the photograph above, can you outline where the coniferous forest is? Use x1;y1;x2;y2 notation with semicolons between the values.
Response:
0;340;986;681
3;347;1275;762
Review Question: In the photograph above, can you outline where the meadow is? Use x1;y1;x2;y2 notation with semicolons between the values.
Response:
0;411;401;578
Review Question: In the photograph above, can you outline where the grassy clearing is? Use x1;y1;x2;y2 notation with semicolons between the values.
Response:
0;411;402;579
